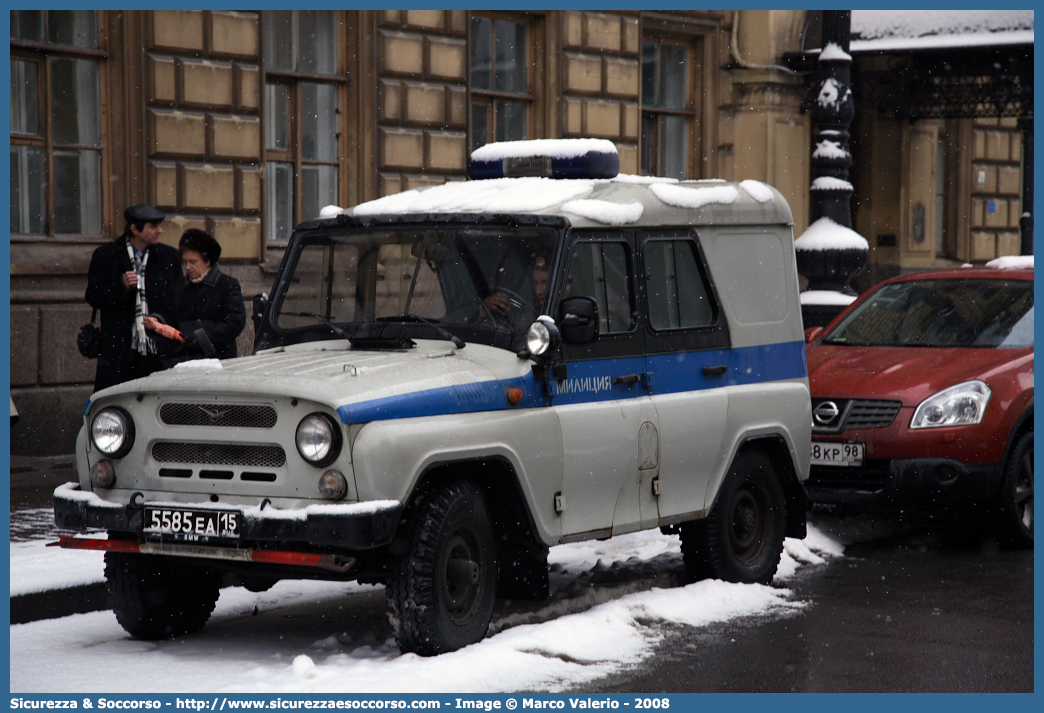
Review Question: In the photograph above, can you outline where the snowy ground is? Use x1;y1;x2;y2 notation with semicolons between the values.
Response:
10;524;842;693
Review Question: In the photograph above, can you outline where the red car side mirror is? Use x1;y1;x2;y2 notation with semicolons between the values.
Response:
805;326;824;343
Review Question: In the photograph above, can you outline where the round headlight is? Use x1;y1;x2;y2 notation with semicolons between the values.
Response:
318;470;348;500
526;319;560;356
91;407;134;458
296;412;342;467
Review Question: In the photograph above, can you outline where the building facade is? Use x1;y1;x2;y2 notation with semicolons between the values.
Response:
9;9;1028;454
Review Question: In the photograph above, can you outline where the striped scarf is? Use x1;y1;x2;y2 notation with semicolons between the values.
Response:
126;242;156;355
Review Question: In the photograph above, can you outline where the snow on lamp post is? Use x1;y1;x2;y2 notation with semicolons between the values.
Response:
795;11;870;329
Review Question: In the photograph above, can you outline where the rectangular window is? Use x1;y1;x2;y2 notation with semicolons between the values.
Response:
470;15;535;150
566;241;635;334
264;10;343;241
644;239;714;330
10;10;105;236
641;39;693;180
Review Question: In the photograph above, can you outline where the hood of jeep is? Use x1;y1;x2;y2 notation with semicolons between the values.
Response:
90;340;538;422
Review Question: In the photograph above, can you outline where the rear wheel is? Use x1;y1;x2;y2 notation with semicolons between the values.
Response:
680;450;786;584
104;552;222;640
386;481;497;655
994;430;1033;548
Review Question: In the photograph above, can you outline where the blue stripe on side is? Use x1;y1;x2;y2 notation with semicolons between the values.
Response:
337;372;546;424
548;355;647;405
335;340;807;424
647;340;808;396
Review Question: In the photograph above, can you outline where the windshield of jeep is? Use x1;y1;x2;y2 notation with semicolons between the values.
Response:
270;225;558;349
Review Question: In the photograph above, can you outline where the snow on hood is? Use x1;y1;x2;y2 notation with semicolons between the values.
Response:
807;344;1030;405
91;341;508;412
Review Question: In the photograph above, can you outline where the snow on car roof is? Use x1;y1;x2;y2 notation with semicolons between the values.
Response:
341;175;792;228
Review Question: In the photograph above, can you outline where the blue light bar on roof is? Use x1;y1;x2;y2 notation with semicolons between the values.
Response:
469;144;620;180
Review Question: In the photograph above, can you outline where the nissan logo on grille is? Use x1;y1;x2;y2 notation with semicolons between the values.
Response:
814;401;840;425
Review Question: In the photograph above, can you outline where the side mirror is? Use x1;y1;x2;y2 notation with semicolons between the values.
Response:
252;292;269;333
558;296;599;345
805;326;824;343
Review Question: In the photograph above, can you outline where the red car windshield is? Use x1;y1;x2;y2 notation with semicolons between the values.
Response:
823;278;1033;348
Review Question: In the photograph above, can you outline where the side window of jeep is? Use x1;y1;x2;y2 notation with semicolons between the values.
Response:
565;240;635;334
644;238;715;330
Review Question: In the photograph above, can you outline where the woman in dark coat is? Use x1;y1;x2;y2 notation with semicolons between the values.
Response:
145;229;246;361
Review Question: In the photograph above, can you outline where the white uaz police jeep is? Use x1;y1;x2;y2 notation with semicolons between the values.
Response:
55;139;811;655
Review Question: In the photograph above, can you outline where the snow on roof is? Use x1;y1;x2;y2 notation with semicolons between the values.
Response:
794;216;870;252
985;255;1034;270
739;179;774;203
850;10;1033;52
470;138;618;162
650;183;740;210
561;199;644;226
352;177;595;215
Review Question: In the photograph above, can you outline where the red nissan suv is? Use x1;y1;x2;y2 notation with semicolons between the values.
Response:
805;261;1033;547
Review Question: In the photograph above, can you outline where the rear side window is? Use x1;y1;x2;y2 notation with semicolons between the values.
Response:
644;239;714;330
565;241;634;334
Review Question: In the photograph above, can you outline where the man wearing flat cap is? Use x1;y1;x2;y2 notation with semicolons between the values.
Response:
85;205;183;392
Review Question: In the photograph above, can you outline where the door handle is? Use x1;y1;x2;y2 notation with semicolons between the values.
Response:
613;373;641;386
702;365;728;376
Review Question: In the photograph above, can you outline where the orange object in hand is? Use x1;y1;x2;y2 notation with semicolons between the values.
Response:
151;322;185;343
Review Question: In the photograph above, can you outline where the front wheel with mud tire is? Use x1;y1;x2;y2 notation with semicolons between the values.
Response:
104;552;222;640
386;480;497;656
679;450;786;584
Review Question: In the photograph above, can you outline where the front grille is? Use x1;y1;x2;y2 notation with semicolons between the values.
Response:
844;400;902;430
159;403;277;428
152;442;286;468
807;459;892;491
813;398;902;433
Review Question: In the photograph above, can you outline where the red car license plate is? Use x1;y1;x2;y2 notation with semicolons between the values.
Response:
810;441;865;467
144;507;240;538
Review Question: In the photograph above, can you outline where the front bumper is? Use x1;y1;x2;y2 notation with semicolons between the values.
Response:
805;457;1003;509
53;482;402;550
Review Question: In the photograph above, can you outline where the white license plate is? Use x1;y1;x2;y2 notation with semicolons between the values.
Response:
144;508;240;538
811;441;865;467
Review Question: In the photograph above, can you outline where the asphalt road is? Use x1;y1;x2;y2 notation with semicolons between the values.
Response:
574;520;1034;693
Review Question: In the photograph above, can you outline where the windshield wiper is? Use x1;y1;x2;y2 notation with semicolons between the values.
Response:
376;314;465;349
281;312;351;341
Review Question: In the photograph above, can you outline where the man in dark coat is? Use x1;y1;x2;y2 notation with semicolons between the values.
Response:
85;205;181;392
159;229;246;361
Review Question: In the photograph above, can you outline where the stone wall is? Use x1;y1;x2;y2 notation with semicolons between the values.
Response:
966;116;1023;262
144;10;263;258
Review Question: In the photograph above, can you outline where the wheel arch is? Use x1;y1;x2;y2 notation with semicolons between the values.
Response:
728;434;807;539
406;455;545;556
